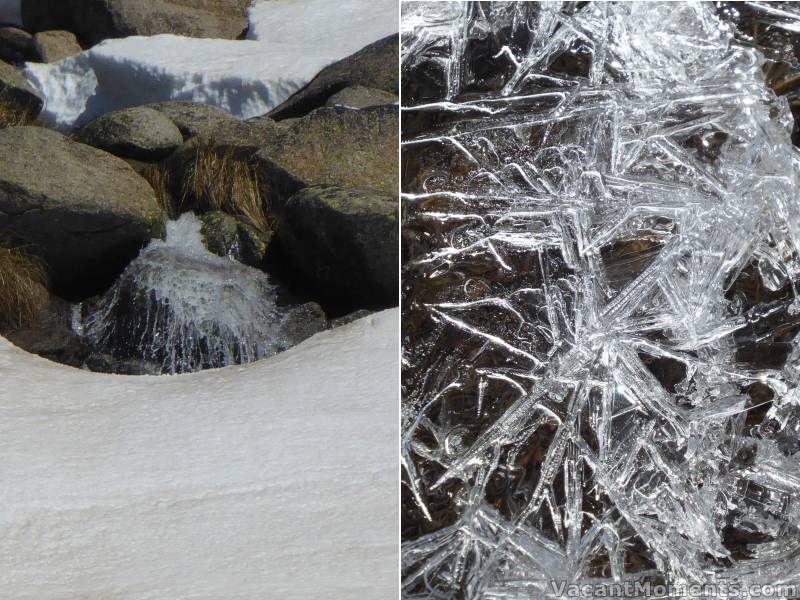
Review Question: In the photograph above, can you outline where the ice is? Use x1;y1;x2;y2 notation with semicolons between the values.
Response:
401;1;800;597
0;0;21;27
80;213;317;374
23;0;398;129
0;308;398;599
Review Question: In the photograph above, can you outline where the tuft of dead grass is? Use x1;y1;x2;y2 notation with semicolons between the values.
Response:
141;163;178;219
0;246;49;330
0;99;33;128
181;142;271;233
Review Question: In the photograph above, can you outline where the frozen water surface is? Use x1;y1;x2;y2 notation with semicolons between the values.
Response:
401;1;800;597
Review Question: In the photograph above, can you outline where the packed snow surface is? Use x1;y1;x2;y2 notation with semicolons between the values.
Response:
24;0;397;129
0;309;398;598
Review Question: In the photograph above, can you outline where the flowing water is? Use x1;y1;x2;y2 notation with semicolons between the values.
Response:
77;213;324;374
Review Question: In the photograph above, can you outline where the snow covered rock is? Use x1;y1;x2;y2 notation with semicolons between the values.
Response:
269;34;399;120
278;185;398;306
22;0;398;130
76;106;184;161
21;0;249;44
0;308;398;599
0;126;163;289
32;30;81;63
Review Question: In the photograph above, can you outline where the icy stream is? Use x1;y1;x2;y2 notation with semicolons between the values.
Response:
79;213;320;374
402;1;800;597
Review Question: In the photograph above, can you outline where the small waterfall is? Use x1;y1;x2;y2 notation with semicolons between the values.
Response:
80;213;324;374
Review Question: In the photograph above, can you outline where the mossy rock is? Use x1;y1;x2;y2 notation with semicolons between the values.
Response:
198;210;271;267
253;105;398;213
325;85;398;109
76;106;183;161
147;101;277;143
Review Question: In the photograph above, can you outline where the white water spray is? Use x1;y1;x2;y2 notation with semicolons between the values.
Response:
81;213;324;374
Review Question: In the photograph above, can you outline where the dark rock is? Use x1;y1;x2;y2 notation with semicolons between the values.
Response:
325;85;398;109
198;210;272;267
4;294;89;368
83;352;163;375
402;227;431;263
22;0;249;46
269;34;398;120
76;106;184;161
32;30;82;63
0;126;164;290
0;27;33;64
279;302;328;347
20;0;73;35
253;105;398;212
330;309;373;328
277;186;398;306
0;59;43;123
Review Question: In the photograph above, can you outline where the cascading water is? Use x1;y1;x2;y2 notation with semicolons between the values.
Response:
79;213;325;374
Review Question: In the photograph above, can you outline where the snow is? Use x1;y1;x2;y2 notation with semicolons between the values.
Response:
23;0;398;129
0;309;399;598
0;0;21;27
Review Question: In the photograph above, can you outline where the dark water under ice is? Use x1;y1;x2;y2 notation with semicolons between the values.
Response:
401;2;800;597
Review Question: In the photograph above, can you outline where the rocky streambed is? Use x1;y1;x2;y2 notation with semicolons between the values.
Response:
0;4;399;375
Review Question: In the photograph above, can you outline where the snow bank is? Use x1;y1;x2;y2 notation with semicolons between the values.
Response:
23;0;398;129
0;309;398;598
0;0;20;27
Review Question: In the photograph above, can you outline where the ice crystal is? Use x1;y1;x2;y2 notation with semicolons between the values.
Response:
401;2;800;597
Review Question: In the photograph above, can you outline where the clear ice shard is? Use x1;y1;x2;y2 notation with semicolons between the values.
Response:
401;1;800;597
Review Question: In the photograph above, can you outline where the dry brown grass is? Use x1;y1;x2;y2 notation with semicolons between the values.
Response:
0;99;33;128
141;163;178;218
180;142;271;232
0;246;49;330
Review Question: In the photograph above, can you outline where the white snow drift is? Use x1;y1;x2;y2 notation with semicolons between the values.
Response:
23;0;398;129
0;310;398;599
